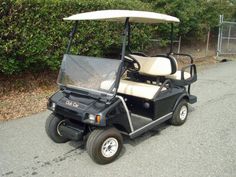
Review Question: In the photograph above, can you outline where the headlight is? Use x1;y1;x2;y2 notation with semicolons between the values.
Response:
86;114;101;124
88;114;96;121
51;102;56;111
48;100;56;111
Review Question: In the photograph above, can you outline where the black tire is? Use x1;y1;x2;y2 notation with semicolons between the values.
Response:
86;128;123;164
45;114;69;143
169;100;188;126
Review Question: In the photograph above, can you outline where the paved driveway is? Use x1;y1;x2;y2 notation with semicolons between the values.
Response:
1;61;236;177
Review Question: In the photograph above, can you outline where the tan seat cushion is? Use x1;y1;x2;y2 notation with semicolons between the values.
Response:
100;79;166;99
127;55;191;81
129;55;172;76
166;71;191;80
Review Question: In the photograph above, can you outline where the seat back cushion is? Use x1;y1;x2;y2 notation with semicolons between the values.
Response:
130;55;176;76
100;79;166;99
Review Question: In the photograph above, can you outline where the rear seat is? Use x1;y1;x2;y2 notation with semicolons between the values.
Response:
129;54;177;76
164;55;191;80
131;54;191;81
166;71;191;80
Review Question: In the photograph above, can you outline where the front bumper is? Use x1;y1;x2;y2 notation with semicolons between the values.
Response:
58;122;84;141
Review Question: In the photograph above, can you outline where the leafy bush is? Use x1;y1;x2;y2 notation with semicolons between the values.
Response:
1;0;235;75
0;0;152;74
144;0;236;40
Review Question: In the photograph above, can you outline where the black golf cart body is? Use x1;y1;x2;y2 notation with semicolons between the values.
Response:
46;10;197;163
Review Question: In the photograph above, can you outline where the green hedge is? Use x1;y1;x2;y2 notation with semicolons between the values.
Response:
143;0;236;39
1;0;235;75
0;0;153;74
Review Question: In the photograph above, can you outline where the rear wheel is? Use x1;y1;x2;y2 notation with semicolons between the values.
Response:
45;114;69;143
169;100;188;126
86;128;123;164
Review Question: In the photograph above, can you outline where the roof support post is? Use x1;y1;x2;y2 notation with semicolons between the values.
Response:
111;18;129;97
66;21;78;54
121;18;130;62
169;23;174;54
127;22;131;52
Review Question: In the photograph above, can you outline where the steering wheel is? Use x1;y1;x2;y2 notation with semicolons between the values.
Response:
124;55;141;72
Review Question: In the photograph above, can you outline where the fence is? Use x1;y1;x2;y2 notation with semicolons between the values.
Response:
149;34;214;60
217;15;236;57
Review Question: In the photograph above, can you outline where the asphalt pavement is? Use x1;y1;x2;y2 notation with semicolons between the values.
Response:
0;61;236;177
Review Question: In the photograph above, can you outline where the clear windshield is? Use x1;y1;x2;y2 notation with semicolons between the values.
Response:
57;54;121;97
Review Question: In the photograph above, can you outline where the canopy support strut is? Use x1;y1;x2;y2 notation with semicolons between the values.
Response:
66;21;78;54
169;23;174;54
112;18;129;97
127;22;131;52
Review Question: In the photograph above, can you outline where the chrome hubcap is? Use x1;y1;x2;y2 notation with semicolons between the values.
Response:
180;105;188;120
57;120;66;136
101;137;119;158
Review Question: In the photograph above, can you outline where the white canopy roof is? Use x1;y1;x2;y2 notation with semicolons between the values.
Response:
63;10;180;24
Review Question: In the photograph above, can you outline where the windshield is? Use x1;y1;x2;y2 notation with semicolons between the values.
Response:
57;54;121;98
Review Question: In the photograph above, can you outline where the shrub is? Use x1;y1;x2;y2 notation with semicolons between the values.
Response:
1;0;235;75
143;0;236;40
0;0;153;74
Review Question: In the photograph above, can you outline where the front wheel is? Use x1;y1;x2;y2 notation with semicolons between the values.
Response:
45;114;69;143
86;128;123;164
169;100;188;126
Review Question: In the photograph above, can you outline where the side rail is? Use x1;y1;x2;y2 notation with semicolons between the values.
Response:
173;64;197;87
171;53;197;93
130;51;148;57
154;79;172;98
172;53;194;64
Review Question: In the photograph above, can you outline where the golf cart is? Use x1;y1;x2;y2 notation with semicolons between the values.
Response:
45;10;197;164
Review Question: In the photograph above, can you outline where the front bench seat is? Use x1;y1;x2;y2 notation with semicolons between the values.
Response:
100;55;174;99
101;79;166;100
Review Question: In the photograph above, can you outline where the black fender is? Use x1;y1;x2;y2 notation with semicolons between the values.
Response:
172;93;189;111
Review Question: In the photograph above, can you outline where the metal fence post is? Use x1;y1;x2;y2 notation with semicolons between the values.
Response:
206;27;210;56
217;15;222;58
227;25;232;51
